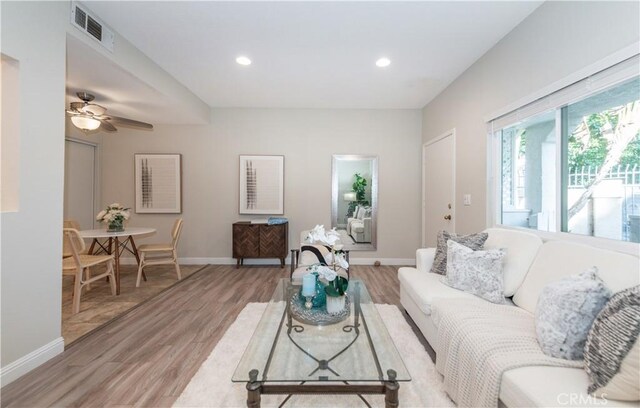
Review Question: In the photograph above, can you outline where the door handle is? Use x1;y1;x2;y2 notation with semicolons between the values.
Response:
444;214;452;221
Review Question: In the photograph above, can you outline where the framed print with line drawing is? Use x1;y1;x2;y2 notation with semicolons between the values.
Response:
135;154;182;213
239;155;284;215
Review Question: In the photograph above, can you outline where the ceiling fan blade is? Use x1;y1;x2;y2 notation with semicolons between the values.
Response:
82;104;106;116
66;109;82;115
69;102;84;111
99;120;117;132
109;116;153;130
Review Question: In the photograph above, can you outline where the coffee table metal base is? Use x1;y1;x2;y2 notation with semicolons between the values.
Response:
245;369;399;408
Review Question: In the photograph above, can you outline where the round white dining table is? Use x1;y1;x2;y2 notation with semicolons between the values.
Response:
79;227;156;295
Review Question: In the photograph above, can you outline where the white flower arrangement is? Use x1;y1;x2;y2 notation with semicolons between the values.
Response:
96;203;131;225
305;224;349;298
306;225;341;247
308;264;338;282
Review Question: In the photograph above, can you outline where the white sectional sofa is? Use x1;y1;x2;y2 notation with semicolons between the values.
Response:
347;205;372;243
398;228;640;408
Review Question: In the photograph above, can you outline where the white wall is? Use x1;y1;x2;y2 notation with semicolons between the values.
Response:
1;0;211;385
99;109;422;262
1;55;20;212
0;1;68;385
421;1;640;235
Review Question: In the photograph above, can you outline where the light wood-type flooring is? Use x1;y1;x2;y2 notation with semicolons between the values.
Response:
63;264;205;344
2;264;431;407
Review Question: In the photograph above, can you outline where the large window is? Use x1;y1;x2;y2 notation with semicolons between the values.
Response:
499;111;556;231
563;77;640;241
495;73;640;243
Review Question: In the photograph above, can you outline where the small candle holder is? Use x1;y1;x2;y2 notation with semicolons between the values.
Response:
304;296;314;309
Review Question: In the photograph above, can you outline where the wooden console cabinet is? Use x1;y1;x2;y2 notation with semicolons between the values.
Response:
232;222;288;268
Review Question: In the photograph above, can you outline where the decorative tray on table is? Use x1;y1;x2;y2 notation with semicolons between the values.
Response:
289;292;350;326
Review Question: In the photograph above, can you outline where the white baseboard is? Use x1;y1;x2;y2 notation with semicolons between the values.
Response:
1;337;64;387
120;256;415;266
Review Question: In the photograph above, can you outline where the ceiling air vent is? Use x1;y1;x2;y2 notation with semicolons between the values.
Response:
86;16;103;41
70;2;114;52
74;6;86;29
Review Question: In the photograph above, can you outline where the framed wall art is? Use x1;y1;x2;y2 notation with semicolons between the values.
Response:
239;155;284;215
135;153;182;213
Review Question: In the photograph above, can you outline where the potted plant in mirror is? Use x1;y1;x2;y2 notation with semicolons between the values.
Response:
347;173;370;217
96;203;130;232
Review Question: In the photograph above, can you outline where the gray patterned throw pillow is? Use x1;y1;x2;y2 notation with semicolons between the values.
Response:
430;230;488;275
443;240;507;304
535;268;612;360
584;285;640;401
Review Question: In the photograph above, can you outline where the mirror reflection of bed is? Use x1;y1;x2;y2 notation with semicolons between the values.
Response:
332;155;378;251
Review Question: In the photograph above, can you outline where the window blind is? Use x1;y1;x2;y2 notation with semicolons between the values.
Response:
489;54;640;130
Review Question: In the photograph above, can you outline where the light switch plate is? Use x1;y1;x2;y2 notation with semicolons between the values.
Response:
463;194;471;206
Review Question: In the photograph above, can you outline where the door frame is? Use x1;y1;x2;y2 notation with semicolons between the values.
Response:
64;137;100;229
422;129;456;247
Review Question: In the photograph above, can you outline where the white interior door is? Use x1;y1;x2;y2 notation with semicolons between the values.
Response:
64;139;96;229
422;130;455;247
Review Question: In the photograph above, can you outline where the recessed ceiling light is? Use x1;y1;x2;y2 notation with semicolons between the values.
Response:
376;57;391;68
236;56;252;66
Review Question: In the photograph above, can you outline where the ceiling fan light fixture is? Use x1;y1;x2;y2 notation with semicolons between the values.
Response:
71;115;101;131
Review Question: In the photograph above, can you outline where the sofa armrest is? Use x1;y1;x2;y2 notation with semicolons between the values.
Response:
416;248;436;273
363;218;371;242
346;217;356;234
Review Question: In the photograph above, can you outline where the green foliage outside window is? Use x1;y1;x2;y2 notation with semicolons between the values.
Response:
568;107;640;169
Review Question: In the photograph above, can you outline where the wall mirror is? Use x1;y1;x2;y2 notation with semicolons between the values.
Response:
331;155;378;251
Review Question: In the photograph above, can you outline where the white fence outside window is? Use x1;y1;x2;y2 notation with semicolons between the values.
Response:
568;164;640;242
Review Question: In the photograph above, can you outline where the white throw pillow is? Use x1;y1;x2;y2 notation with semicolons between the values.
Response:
535;268;611;360
299;244;331;267
443;240;507;304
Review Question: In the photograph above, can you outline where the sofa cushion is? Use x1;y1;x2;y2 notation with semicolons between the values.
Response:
500;366;638;408
513;241;640;314
483;228;542;296
416;248;436;273
397;267;478;316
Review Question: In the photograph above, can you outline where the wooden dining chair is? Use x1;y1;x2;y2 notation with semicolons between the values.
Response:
62;219;86;258
136;218;184;287
63;228;116;314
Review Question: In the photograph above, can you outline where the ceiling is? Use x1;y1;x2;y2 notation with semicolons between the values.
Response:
85;1;542;110
66;35;206;125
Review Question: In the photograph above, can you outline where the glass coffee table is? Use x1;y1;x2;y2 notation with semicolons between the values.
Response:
233;279;410;407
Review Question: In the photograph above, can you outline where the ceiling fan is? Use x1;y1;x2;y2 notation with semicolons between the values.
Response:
66;92;153;132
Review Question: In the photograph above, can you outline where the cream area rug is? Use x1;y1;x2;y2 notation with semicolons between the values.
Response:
174;303;454;408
